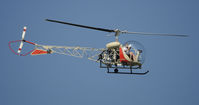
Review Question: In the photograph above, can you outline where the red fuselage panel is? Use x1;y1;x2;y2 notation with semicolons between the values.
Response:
119;47;129;62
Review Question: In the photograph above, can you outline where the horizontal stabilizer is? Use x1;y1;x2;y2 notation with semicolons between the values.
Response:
31;49;48;55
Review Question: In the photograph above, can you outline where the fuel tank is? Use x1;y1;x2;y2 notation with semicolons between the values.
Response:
106;41;120;49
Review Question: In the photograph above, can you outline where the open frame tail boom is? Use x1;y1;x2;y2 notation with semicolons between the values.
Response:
34;44;105;62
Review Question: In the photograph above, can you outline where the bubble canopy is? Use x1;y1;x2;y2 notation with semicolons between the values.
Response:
123;41;146;64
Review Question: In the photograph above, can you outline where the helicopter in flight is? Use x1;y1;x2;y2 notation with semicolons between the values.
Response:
9;19;188;74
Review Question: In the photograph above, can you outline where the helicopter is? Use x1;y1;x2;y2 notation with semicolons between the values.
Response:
8;19;188;75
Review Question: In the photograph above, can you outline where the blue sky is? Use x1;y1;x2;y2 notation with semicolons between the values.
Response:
1;0;199;105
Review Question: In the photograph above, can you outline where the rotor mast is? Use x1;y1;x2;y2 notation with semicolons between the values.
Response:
114;29;122;42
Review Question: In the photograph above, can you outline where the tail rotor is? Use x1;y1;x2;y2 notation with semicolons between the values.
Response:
9;26;36;56
17;26;27;54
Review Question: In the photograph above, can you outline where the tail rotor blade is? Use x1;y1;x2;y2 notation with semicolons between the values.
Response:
22;26;27;40
18;26;27;53
17;41;24;53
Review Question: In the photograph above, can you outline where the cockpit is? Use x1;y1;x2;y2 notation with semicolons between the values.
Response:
123;41;145;64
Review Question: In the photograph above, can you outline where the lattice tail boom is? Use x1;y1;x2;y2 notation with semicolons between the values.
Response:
34;44;105;62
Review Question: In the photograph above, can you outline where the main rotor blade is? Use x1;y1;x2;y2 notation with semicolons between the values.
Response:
121;31;188;37
46;19;115;33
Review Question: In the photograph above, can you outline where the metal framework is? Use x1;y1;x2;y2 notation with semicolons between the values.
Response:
35;44;105;62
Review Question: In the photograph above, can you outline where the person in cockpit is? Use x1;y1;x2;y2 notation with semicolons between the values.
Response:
123;44;135;61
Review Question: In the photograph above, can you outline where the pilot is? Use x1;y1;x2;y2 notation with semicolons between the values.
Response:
123;44;135;61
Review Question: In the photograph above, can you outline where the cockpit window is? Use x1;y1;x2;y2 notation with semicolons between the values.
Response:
123;41;146;64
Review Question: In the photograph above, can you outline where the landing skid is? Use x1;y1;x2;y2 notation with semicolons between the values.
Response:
107;70;149;75
106;67;149;75
100;61;149;75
